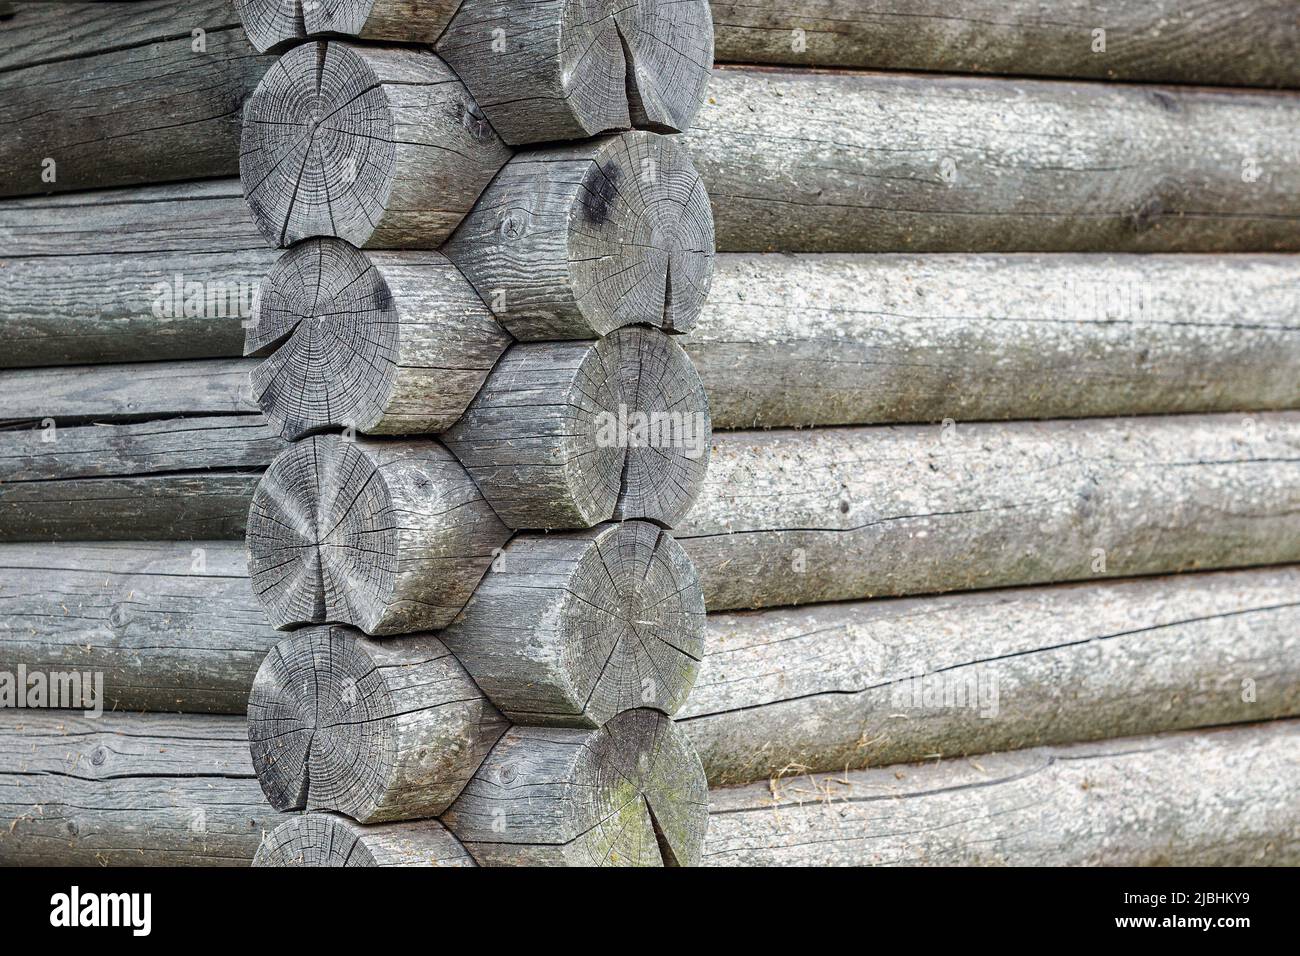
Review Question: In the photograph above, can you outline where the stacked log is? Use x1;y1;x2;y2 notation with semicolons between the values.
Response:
221;0;717;867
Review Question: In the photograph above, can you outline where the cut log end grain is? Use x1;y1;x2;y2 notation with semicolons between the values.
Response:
443;131;715;340
246;434;509;634
247;627;505;823
235;0;463;52
437;0;713;145
444;521;706;727
247;239;509;439
240;41;509;249
444;325;712;530
254;813;475;867
442;709;708;866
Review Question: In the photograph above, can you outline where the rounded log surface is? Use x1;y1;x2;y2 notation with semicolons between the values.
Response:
248;627;505;822
247;239;508;438
246;434;509;634
240;41;509;249
443;521;706;727
442;709;709;866
437;0;713;144
443;325;712;529
443;131;715;340
254;813;474;866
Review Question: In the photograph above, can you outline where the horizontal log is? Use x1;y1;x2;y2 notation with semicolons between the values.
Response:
246;240;509;438
682;566;1300;785
435;0;713;145
0;180;265;258
248;627;506;822
10;242;1300;429
687;253;1300;429
0;10;271;196
703;720;1300;866
240;41;510;249
0;1;241;72
247;434;509;634
676;412;1300;610
0;415;282;541
442;709;709;866
0;359;257;423
443;327;711;529
0;712;277;866
5;711;1295;866
254;813;473;866
710;1;1300;88
0;541;275;714
691;67;1300;253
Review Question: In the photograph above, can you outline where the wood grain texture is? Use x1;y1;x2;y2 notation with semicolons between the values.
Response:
0;541;274;714
0;359;257;423
246;434;509;634
248;627;506;822
676;413;1300;610
442;709;709;866
691;67;1300;253
248;239;508;438
689;253;1300;430
0;16;271;196
683;566;1300;786
444;326;711;529
0;711;278;866
240;41;510;248
443;131;715;340
234;0;462;52
0;415;283;541
254;812;474;866
0;179;264;258
710;1;1300;88
437;0;713;145
0;0;241;72
704;720;1300;866
442;521;706;727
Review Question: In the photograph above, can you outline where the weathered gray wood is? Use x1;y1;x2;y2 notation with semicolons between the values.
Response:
443;326;711;529
711;1;1300;88
247;434;509;634
234;0;462;52
0;711;278;866
443;131;715;340
0;415;283;541
1;248;276;368
240;41;510;249
0;359;257;423
689;253;1300;429
0;0;242;72
684;566;1300;786
443;521;705;728
692;68;1300;253
0;179;264;258
248;626;506;822
0;14;271;196
247;239;509;439
442;709;708;866
436;0;713;145
676;413;1300;610
254;812;474;866
704;720;1300;866
0;541;274;714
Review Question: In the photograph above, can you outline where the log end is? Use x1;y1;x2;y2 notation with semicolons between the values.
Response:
446;521;706;726
248;626;504;822
254;813;475;867
438;0;714;144
443;709;709;866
